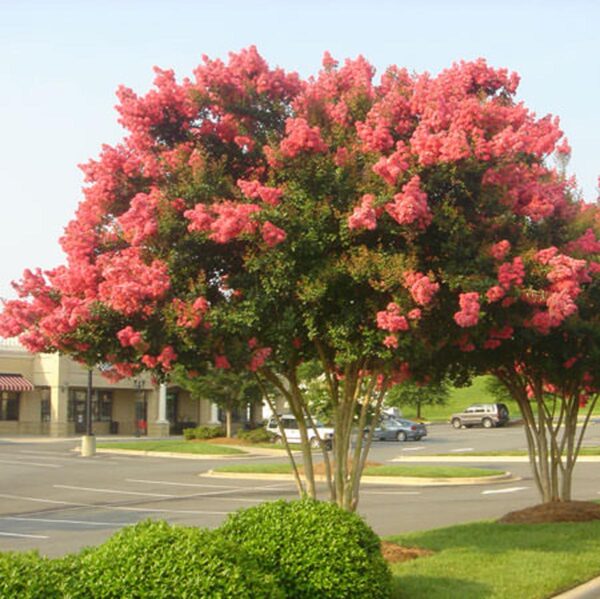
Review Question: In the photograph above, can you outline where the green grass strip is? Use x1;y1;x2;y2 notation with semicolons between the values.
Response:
212;463;501;478
435;446;600;457
388;519;600;598
96;440;245;455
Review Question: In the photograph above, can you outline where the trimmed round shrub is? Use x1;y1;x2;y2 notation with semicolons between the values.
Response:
183;425;224;440
0;550;73;598
65;520;282;598
218;499;392;598
237;426;274;443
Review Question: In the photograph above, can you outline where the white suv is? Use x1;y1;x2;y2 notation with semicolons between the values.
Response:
266;414;334;448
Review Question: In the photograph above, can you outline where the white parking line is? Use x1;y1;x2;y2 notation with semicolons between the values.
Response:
402;446;425;452
0;531;49;539
54;484;175;498
361;491;421;496
481;487;528;495
126;478;244;489
450;448;474;453
0;458;62;468
0;493;229;515
2;516;122;527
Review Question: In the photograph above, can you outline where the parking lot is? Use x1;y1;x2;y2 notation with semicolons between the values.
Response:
2;422;600;556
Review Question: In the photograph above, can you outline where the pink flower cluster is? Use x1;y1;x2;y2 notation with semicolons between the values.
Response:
498;257;525;290
117;326;146;349
385;176;431;229
185;201;260;243
371;142;409;185
261;222;287;247
376;302;409;332
118;189;160;246
453;292;480;328
279;118;328;158
172;297;209;329
237;179;284;206
248;346;272;371
403;271;439;306
97;249;170;316
142;346;177;371
348;194;378;230
490;240;511;261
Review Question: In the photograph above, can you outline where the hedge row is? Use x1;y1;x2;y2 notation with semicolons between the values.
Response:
0;500;392;598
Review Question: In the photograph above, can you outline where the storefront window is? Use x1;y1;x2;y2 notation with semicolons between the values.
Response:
68;389;113;422
0;391;19;421
40;388;51;422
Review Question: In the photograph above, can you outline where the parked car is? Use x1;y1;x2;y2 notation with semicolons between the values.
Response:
450;403;509;429
266;414;334;448
371;417;427;442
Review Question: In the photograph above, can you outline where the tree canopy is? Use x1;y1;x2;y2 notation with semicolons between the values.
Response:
2;47;599;507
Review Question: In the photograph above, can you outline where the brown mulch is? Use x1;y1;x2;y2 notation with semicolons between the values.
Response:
498;501;600;524
380;541;433;564
195;437;253;446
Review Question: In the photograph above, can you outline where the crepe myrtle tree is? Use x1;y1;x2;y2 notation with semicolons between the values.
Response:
0;47;592;509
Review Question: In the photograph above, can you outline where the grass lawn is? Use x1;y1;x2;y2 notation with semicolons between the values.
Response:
96;440;245;455
212;462;502;478
388;519;600;598
435;447;600;457
403;375;600;422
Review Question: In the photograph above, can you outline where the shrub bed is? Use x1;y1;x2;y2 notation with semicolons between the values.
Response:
236;426;274;443
66;520;281;598
219;499;392;598
183;425;225;440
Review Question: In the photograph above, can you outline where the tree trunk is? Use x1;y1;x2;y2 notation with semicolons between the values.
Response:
416;399;422;420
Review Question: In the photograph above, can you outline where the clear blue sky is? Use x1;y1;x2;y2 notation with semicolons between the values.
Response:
1;0;598;300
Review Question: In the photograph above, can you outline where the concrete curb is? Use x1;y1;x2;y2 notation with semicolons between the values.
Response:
93;448;247;460
552;576;600;598
202;470;518;486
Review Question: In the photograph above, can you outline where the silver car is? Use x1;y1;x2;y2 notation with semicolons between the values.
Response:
372;417;427;442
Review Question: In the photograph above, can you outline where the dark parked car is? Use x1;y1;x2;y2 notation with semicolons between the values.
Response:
371;417;427;442
450;403;509;429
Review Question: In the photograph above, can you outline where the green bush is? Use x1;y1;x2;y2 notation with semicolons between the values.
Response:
65;520;282;598
0;551;75;598
237;426;274;443
219;499;392;598
183;425;224;440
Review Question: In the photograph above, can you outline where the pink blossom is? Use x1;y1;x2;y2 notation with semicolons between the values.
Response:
486;285;505;303
209;202;260;243
371;142;409;185
403;271;439;306
407;308;422;320
279;118;327;158
376;302;409;332
547;289;578;324
261;221;287;247
348;194;378;230
498;257;525;290
490;240;511;261
248;347;272;371
237;179;283;206
453;292;480;328
535;247;559;264
157;345;177;370
383;334;399;348
117;326;145;349
385;176;431;229
215;355;231;369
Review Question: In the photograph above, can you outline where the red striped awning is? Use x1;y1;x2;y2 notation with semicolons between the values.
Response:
0;374;34;392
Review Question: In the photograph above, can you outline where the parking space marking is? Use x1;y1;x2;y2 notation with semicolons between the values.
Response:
449;448;474;453
0;531;49;539
126;478;245;489
361;491;421;496
0;493;230;515
54;484;176;498
0;458;62;468
2;516;122;527
401;446;425;452
481;486;528;495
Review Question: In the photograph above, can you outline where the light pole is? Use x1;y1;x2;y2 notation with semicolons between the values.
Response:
80;367;96;456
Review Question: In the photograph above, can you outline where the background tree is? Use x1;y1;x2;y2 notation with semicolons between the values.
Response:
171;365;262;437
386;381;449;421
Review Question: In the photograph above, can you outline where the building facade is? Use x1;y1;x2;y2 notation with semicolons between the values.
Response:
0;338;227;437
